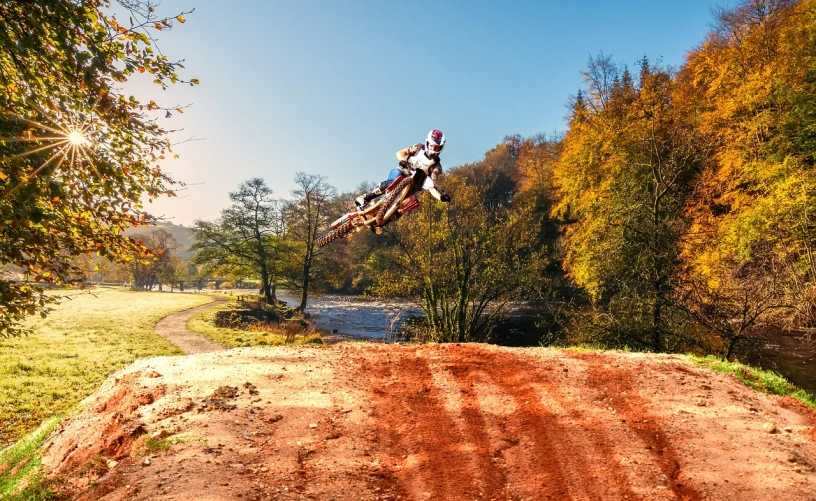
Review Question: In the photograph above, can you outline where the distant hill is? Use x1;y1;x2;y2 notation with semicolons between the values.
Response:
123;221;197;260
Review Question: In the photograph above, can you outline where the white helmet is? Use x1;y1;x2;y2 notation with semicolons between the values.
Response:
425;129;445;156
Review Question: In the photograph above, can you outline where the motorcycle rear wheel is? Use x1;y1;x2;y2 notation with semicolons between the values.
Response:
315;219;355;248
376;177;412;226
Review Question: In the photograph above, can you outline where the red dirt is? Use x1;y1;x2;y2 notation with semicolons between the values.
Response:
35;344;816;500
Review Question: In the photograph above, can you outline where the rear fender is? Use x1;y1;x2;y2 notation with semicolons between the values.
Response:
329;212;356;229
400;195;421;214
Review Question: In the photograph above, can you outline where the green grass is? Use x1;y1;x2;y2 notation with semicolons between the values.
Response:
0;416;61;500
560;345;816;409
687;354;816;408
0;288;212;448
560;343;635;353
187;300;323;347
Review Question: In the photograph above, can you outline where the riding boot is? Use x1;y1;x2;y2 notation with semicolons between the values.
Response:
355;186;384;208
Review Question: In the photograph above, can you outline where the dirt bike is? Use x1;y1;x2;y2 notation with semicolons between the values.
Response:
315;168;430;248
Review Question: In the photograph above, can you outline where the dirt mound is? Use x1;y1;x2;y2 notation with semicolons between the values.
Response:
37;344;816;500
41;372;167;475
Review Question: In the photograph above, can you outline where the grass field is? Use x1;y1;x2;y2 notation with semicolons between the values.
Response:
0;288;212;448
187;299;323;347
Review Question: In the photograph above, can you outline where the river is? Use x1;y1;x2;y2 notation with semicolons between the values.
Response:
756;330;816;397
279;292;816;395
279;292;421;341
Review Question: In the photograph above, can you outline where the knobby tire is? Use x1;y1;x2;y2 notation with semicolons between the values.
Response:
315;219;355;248
376;177;412;226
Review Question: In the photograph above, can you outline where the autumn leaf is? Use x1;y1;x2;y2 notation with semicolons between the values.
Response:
176;15;186;23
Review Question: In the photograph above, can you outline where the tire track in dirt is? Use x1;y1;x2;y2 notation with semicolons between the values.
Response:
568;352;703;501
474;347;638;500
426;354;510;498
443;348;572;499
360;349;512;500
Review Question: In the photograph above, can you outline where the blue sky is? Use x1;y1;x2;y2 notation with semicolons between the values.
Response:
132;0;725;225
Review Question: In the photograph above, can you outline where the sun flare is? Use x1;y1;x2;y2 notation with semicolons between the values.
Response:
0;108;102;201
68;130;88;146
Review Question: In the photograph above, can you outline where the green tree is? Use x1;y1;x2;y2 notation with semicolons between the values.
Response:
0;1;198;336
192;179;285;304
374;158;546;342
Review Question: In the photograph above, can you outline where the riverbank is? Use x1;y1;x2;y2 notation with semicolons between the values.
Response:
293;293;816;396
759;330;816;397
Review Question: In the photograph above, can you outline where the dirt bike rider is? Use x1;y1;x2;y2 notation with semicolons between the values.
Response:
355;129;452;209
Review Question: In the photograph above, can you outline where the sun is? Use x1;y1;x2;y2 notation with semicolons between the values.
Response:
68;130;88;146
0;108;102;201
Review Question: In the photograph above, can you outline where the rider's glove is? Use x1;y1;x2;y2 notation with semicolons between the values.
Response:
398;160;411;175
440;193;451;203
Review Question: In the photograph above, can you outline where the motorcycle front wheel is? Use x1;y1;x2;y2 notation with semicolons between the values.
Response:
376;177;413;226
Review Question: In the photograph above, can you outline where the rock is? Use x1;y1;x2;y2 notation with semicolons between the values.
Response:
696;399;707;407
309;423;318;429
145;371;162;378
106;459;118;469
269;414;283;423
129;424;148;437
151;429;170;440
202;398;237;411
209;386;239;399
143;458;151;466
782;426;793;433
763;422;778;434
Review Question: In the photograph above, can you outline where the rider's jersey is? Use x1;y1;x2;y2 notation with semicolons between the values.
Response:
397;143;442;176
395;144;446;201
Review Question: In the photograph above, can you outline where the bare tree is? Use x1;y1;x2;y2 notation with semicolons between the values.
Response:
283;173;337;311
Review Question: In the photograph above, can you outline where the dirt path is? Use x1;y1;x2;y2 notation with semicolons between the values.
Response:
38;344;816;500
153;296;227;354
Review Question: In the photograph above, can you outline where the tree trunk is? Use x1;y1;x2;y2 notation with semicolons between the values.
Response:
260;265;274;304
299;276;309;311
726;335;742;361
652;298;663;352
298;250;313;311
